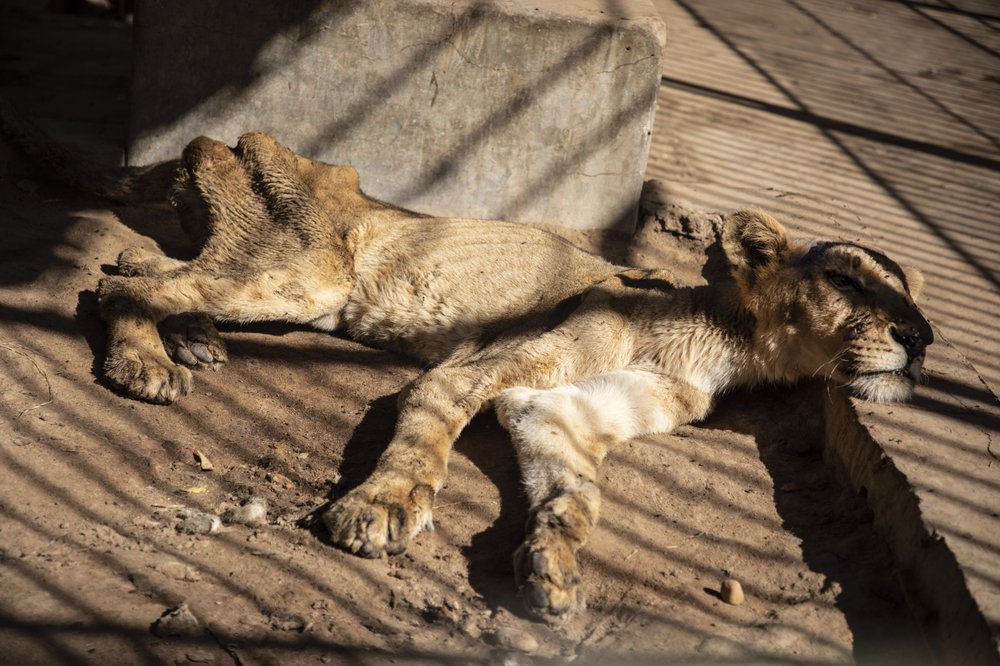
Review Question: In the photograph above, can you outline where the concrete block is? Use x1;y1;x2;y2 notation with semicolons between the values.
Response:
127;0;665;230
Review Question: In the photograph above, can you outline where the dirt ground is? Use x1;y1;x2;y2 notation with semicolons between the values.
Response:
0;172;933;665
2;1;993;665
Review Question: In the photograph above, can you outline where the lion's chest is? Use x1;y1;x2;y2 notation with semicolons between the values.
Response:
633;318;751;394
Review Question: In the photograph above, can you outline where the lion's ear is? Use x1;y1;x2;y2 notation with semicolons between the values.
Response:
721;210;791;283
902;266;925;300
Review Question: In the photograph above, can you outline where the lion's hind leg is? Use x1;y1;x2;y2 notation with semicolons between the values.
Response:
497;382;610;619
159;313;227;370
98;275;194;403
97;135;271;401
110;249;227;371
496;370;704;620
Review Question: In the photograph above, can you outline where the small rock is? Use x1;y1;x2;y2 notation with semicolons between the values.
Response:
492;627;539;653
193;449;214;471
185;650;215;663
459;616;481;640
720;578;745;606
176;509;221;535
157;561;201;582
222;496;268;527
151;603;202;638
269;612;307;632
265;472;293;489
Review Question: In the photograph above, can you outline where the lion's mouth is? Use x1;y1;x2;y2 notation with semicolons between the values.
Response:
858;368;909;379
848;357;924;403
855;354;924;382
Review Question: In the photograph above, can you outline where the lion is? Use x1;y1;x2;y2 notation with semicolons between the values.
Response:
10;125;933;619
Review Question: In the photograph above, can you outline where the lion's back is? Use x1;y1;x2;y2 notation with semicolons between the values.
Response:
342;217;618;362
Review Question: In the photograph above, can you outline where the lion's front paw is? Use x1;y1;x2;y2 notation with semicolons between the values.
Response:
160;314;228;370
322;479;435;558
104;346;192;404
514;530;584;620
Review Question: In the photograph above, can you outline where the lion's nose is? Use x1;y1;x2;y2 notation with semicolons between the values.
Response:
890;321;932;359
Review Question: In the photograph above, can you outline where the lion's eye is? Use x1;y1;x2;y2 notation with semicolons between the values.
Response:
826;271;863;293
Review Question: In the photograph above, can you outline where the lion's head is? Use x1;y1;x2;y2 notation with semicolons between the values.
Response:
722;210;933;402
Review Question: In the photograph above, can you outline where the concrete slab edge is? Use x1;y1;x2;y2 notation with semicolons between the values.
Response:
821;336;1000;664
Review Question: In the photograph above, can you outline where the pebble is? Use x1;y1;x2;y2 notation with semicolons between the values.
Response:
176;510;221;536
222;496;268;527
492;627;539;653
459;617;481;639
269;612;307;632
151;603;202;638
265;472;293;489
157;561;202;582
720;578;745;606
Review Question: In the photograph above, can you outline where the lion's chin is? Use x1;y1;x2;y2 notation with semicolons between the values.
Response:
848;370;917;403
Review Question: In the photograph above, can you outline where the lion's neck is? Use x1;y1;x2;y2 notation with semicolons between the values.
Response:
635;287;814;396
741;297;822;387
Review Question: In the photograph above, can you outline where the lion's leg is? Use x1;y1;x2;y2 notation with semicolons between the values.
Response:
495;370;712;619
97;131;364;402
98;284;193;404
97;268;348;403
234;132;327;226
116;247;189;277
322;294;639;559
104;134;279;383
322;363;494;557
111;250;228;370
323;342;602;558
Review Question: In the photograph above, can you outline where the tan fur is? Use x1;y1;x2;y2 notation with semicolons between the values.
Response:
92;134;932;620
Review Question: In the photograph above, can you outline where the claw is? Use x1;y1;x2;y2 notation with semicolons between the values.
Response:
174;346;199;366
190;342;213;363
531;550;549;577
527;581;550;611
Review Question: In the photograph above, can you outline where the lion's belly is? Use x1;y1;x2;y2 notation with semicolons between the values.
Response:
341;218;616;363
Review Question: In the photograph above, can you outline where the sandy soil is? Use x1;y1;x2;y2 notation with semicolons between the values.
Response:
0;170;934;664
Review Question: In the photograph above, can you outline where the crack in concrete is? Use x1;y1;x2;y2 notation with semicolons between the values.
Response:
571;171;621;178
599;53;658;74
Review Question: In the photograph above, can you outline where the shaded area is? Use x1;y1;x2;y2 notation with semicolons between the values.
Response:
704;385;935;666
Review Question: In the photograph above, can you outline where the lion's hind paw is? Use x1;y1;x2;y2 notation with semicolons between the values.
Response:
160;314;228;370
104;346;192;404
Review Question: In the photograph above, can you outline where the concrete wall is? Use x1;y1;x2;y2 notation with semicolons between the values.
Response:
127;0;665;230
